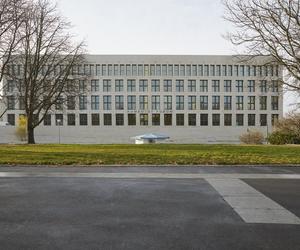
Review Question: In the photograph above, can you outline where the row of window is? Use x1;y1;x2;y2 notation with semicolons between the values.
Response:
7;95;279;111
6;79;280;93
7;63;280;77
7;113;279;127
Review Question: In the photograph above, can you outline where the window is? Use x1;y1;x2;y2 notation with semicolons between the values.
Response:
272;114;279;126
260;80;268;93
260;114;267;126
91;80;99;92
198;65;203;76
188;96;196;110
188;80;196;92
200;96;208;110
236;80;243;92
7;114;15;125
176;80;184;92
44;114;51;126
212;114;220;126
224;114;232;126
139;95;148;110
151;80;160;92
248;80;255;92
212;96;220;110
224;96;232;110
79;80;86;92
151;95;160;110
91;95;99;110
236;96;244;110
271;96;279;110
152;114;160;126
164;114;172;126
67;96;76;110
186;65;191;76
116;114;124;126
102;65;107;76
204;65;209;76
126;64;132;76
79;114;87;125
176;96;184;110
115;80;124;92
188;114;196;126
200;114;208;126
192;65;197;76
127;95;136;110
108;64;113;76
55;114;63;126
248;114;256;126
199;80;208;92
127;80;136;92
176;114;184;126
139;80;148;92
67;114;76;126
168;64;173;76
228;65;233;76
79;95;87;110
162;64;167;76
140;114;148;125
236;114;244;126
132;65;137;76
156;65;161;76
271;81;279;92
92;114;100;126
260;96;267;110
248;96;256;110
19;97;25;110
180;65;185;76
212;80;220;92
114;64;119;76
7;80;14;92
164;80;172;92
128;114;136;126
150;65;155;76
222;65;227;76
164;96;172;110
115;95;124;110
224;80;232;92
7;96;15;110
104;114;112;126
120;65;125;75
210;65;215;76
55;97;64;110
103;80;111;92
103;95;111;110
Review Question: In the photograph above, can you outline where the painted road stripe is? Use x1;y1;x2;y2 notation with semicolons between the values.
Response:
206;178;300;224
0;172;300;179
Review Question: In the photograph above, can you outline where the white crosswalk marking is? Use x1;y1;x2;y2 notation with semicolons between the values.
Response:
206;178;300;225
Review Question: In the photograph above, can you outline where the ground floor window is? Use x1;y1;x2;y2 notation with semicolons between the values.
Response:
55;114;63;126
236;114;244;126
188;114;196;126
91;114;100;126
116;114;124;126
200;114;208;126
212;114;220;126
224;114;232;126
152;114;160;126
68;114;76;126
140;114;148;126
176;114;184;126
104;114;112;126
164;114;172;126
7;114;15;126
248;114;255;126
128;114;136;126
79;114;88;126
44;114;51;126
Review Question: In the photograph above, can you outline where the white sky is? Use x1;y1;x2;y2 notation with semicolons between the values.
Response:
57;0;298;113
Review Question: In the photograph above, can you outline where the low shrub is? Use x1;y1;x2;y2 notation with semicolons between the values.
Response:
267;131;300;145
239;130;264;144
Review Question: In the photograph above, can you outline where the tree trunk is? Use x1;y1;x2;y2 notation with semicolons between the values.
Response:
27;126;35;144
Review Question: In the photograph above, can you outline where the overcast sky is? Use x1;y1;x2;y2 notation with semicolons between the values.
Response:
57;0;298;113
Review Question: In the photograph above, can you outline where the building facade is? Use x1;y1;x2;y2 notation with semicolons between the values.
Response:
1;55;283;143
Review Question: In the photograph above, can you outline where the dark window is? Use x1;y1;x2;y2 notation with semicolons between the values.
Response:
260;114;267;126
236;114;244;126
248;114;256;126
91;114;100;126
200;114;208;126
67;96;76;110
79;114;88;126
176;114;184;126
116;114;124;126
104;114;112;126
224;114;232;126
44;114;51;126
140;114;148;126
186;113;196;126
212;114;220;126
55;114;63;126
128;114;136;126
152;114;160;126
164;114;172;126
67;114;76;126
7;114;15;125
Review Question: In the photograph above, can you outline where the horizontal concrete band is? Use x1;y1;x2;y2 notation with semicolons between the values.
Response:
0;172;300;179
207;178;300;224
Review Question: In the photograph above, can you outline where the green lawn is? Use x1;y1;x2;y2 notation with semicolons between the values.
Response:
0;144;299;165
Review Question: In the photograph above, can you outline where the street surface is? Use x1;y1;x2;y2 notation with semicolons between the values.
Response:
0;166;300;250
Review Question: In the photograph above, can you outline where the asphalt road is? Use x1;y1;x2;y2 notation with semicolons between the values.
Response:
0;166;299;250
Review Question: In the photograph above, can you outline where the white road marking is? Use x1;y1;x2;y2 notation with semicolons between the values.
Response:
0;172;300;179
206;178;300;224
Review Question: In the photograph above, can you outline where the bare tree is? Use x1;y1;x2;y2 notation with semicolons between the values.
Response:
0;0;26;118
223;0;300;91
6;0;85;143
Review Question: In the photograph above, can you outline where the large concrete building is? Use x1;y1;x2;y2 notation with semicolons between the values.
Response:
0;55;283;143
